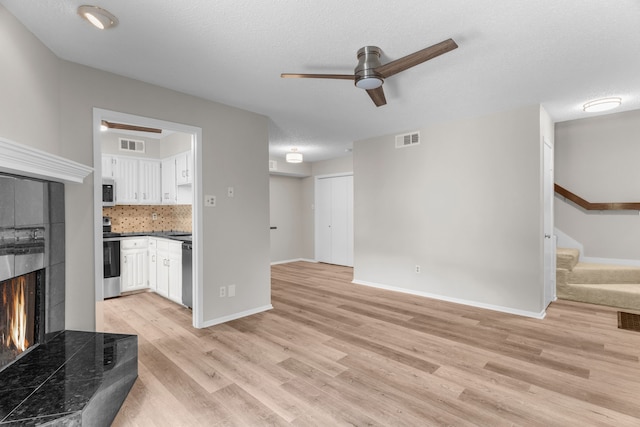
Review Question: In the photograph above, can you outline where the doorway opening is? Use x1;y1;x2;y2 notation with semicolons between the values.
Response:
92;109;203;329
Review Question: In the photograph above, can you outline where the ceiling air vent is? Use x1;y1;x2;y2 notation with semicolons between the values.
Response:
395;131;420;149
119;137;145;153
269;160;277;171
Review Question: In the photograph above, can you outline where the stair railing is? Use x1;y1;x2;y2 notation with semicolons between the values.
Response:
555;184;640;211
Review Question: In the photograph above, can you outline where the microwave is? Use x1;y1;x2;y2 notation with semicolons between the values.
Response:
102;178;116;206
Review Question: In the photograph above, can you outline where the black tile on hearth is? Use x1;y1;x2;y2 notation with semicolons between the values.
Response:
0;386;36;420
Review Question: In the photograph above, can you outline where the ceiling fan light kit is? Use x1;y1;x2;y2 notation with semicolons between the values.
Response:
78;5;118;30
582;97;621;113
354;46;384;89
281;38;458;107
286;148;303;163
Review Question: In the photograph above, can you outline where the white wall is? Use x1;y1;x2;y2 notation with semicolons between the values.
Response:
555;109;640;260
0;5;271;330
353;106;546;317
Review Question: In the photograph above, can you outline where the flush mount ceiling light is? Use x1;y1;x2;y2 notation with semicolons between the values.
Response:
286;148;303;163
78;5;118;30
582;97;622;113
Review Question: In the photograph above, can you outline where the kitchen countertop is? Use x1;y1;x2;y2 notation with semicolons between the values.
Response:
103;231;192;243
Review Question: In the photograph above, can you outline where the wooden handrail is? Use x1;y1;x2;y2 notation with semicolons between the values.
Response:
555;184;640;210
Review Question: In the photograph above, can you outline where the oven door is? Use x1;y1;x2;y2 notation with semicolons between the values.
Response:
103;239;121;298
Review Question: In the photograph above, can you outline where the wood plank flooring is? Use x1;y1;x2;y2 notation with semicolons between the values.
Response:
105;261;640;426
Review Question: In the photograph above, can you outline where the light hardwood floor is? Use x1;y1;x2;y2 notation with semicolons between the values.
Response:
106;261;640;426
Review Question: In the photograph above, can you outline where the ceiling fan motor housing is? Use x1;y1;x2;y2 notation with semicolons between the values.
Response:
354;46;383;89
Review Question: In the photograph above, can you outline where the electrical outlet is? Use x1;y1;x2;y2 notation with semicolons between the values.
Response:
228;284;236;297
151;212;158;220
219;286;226;297
227;187;234;198
415;265;421;274
205;195;216;207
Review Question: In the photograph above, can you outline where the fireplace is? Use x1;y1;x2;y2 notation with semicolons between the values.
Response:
0;165;137;425
0;174;65;355
0;270;43;371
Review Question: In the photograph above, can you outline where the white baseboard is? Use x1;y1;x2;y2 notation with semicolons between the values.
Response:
352;279;546;319
199;304;273;328
271;258;318;265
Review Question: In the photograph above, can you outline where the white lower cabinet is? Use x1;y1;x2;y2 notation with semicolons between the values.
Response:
121;238;149;292
120;236;182;304
148;238;157;291
156;238;182;304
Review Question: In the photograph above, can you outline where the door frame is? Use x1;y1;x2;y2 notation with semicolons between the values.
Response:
543;136;556;307
314;172;354;266
92;108;204;329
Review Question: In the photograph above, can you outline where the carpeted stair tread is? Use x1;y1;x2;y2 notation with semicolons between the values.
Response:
557;283;640;311
568;263;640;285
556;248;580;271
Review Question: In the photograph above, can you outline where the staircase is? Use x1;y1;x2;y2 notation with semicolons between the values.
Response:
556;248;640;310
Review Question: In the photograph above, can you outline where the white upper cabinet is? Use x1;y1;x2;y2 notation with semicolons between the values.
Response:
102;155;117;178
161;157;177;205
138;160;162;204
176;151;192;185
103;152;190;205
115;156;139;204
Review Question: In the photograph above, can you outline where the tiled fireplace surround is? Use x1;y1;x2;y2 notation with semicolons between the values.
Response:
0;141;138;426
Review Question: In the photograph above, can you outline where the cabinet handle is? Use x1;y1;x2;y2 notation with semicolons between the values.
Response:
135;192;138;200
152;255;155;262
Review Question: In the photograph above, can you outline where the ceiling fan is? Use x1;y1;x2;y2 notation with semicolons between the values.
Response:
101;120;162;134
281;38;458;107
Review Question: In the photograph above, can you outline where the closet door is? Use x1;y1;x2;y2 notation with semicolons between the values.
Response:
316;175;353;267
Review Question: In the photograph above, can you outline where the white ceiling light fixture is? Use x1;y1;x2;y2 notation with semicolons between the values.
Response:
78;5;118;30
582;97;622;113
286;148;303;163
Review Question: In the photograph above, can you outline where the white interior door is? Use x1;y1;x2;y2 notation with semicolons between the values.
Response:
543;138;556;307
316;175;354;267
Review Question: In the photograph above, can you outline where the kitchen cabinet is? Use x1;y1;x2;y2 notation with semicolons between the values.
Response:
156;238;182;304
115;157;138;204
148;238;157;291
121;238;148;292
102;155;117;178
109;155;161;205
138;160;162;204
175;151;192;185
161;157;177;204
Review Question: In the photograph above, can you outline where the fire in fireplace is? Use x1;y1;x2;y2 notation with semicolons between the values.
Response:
0;270;42;371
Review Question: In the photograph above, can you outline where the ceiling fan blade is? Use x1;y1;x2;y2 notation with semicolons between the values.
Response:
366;87;387;107
102;120;162;134
281;73;354;80
375;38;458;78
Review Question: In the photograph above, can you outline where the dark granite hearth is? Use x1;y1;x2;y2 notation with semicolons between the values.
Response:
0;330;137;426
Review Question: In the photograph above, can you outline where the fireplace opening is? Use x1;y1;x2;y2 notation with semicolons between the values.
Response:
0;269;44;371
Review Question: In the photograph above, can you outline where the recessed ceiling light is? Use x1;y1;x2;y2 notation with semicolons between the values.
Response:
78;5;118;30
582;97;622;113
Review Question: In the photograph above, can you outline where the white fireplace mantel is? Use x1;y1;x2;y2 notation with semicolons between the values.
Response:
0;136;93;184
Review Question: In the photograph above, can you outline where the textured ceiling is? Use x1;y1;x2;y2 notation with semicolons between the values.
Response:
2;0;639;162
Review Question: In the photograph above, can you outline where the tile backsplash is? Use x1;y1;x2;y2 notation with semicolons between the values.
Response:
103;205;192;233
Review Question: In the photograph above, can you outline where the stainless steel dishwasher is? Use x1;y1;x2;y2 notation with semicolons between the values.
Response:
181;241;192;308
